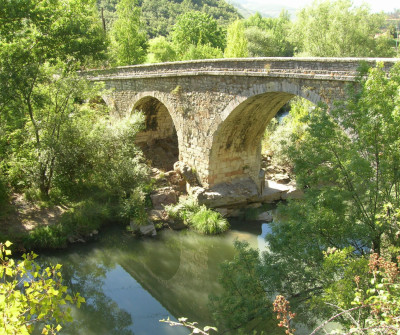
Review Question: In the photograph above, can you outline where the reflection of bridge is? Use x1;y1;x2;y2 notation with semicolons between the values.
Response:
85;58;397;202
118;233;239;326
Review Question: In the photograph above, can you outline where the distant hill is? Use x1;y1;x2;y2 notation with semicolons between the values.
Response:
97;0;241;38
227;0;297;18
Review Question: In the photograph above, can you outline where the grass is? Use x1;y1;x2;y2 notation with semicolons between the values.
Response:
190;206;230;234
22;197;119;250
165;196;230;234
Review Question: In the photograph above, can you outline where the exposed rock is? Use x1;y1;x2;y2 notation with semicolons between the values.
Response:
173;161;199;187
140;223;157;237
150;187;178;209
260;180;289;202
164;170;186;192
246;202;262;209
67;235;86;244
148;209;167;222
130;220;157;237
214;208;229;216
197;177;258;207
189;186;206;198
167;220;187;230
256;211;273;222
281;188;304;200
226;208;242;217
274;173;291;184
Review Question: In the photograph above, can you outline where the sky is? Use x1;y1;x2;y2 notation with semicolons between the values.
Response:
244;0;398;13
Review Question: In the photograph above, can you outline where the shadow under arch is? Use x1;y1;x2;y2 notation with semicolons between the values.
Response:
208;83;321;189
132;95;179;171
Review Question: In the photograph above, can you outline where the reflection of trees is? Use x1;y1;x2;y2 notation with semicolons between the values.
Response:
39;243;134;335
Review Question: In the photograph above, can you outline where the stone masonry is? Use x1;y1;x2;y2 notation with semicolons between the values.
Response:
83;57;398;200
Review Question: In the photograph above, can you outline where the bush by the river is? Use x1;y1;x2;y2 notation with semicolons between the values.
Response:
165;197;229;234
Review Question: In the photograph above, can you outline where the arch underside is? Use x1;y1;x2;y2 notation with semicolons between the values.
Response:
133;97;179;171
208;91;295;189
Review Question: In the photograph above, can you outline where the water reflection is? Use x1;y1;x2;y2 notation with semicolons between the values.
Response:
37;221;271;335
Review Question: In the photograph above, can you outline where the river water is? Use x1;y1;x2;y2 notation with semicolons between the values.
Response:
37;220;273;335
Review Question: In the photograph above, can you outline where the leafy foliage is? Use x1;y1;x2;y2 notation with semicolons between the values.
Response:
147;36;177;63
0;241;84;334
224;20;248;58
165;197;229;234
210;63;400;332
172;11;225;58
209;240;276;334
244;11;294;57
97;0;240;39
262;97;312;171
291;0;395;57
109;0;148;65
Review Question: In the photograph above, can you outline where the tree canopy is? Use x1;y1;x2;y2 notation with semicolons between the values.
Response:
109;0;148;65
291;0;395;57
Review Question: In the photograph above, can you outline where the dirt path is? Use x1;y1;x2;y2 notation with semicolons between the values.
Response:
0;194;67;237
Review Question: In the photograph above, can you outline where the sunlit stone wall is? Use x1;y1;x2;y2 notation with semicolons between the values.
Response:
84;58;397;191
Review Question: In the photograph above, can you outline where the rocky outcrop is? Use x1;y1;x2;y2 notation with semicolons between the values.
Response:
192;177;303;208
150;187;178;210
173;161;200;188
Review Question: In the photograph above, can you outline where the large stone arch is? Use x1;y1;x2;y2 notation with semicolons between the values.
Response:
207;82;321;189
131;93;180;171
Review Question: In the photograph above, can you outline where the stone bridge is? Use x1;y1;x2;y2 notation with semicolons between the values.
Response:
84;57;397;205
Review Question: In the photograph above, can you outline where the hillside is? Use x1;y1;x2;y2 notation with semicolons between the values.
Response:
227;0;296;18
97;0;241;38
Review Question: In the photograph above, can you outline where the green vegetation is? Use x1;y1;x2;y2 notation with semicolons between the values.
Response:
224;20;248;58
0;0;150;248
109;0;148;65
262;97;312;171
291;0;395;57
210;63;400;334
165;197;230;234
100;0;398;64
244;11;294;57
97;0;240;38
0;241;84;334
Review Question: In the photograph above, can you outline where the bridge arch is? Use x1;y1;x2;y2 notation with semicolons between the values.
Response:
131;93;180;171
207;82;320;188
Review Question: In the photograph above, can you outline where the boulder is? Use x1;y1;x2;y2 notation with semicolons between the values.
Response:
173;161;199;186
130;220;157;237
148;209;167;222
140;223;157;237
256;211;273;222
274;173;291;184
150;187;178;209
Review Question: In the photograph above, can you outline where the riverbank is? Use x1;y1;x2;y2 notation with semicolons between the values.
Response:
0;193;119;251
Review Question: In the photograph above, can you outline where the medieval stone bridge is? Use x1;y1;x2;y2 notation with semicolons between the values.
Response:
84;57;397;204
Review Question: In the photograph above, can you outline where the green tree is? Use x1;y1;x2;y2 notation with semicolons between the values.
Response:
147;36;177;63
224;20;248;58
0;0;108;198
139;0;240;39
171;11;225;58
291;0;395;57
244;11;294;57
211;63;400;331
110;0;148;65
0;241;84;334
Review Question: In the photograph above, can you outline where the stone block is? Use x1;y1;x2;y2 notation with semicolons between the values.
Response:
150;187;178;210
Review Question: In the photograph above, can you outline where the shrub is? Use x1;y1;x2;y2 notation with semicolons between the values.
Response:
165;197;229;234
190;206;230;234
0;241;84;334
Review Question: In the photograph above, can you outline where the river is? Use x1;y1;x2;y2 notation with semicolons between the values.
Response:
36;219;274;335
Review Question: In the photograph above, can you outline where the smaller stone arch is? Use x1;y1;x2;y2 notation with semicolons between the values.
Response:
132;94;179;171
